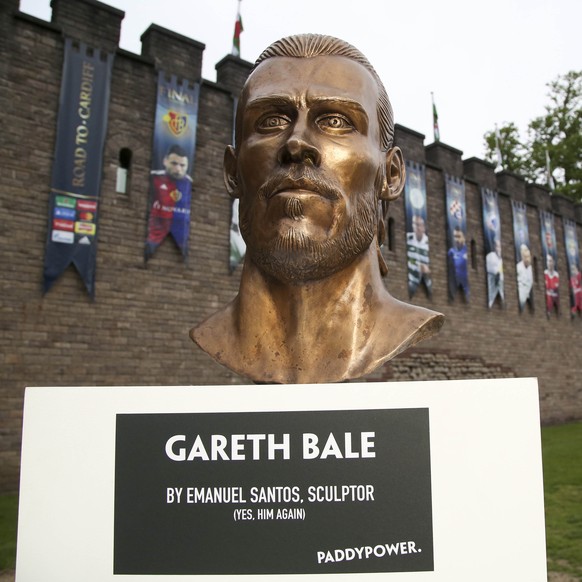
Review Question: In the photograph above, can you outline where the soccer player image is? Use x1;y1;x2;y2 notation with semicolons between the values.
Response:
407;214;432;297
516;243;533;311
544;253;560;315
146;144;192;259
448;226;469;300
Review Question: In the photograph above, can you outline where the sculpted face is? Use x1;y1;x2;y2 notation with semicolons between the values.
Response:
225;55;395;282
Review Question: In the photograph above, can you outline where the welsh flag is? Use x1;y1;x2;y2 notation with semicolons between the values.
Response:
232;1;243;57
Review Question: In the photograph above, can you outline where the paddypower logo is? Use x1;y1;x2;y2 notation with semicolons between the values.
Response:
317;541;422;565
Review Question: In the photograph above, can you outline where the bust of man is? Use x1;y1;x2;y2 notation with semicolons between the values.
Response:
191;34;444;384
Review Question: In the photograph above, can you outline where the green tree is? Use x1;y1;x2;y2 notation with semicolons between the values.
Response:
527;71;582;200
483;71;582;201
483;122;529;175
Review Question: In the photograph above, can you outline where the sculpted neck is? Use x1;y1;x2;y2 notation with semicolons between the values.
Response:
236;244;384;340
191;242;444;384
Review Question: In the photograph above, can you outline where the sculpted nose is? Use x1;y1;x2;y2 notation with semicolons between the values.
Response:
277;133;321;167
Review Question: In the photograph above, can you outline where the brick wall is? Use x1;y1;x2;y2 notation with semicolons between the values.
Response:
1;0;581;492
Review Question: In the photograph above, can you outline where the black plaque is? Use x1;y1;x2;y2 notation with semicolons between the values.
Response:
114;408;433;574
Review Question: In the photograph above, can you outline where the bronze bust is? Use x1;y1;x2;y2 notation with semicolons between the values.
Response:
191;34;444;384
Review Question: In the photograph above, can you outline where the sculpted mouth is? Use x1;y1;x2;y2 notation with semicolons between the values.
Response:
268;180;338;201
258;169;342;202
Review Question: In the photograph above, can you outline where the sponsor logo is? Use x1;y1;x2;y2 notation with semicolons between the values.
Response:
54;207;76;220
78;211;94;221
51;230;74;244
77;200;98;212
55;195;76;209
163;110;188;136
78;236;91;245
75;222;96;236
52;219;74;231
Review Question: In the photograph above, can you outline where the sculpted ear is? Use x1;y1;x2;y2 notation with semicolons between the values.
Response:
380;146;405;202
223;145;239;199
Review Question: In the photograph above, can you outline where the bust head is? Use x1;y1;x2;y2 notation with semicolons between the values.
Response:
223;34;405;283
191;34;443;384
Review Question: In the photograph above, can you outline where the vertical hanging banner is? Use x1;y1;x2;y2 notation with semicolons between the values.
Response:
511;201;533;312
229;199;246;271
145;72;200;261
445;175;469;301
43;38;114;298
564;218;582;316
481;188;504;308
540;210;560;316
229;96;246;271
404;162;431;298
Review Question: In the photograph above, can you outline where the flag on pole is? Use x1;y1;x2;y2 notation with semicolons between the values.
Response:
232;0;243;57
494;124;503;172
431;92;440;142
545;148;555;192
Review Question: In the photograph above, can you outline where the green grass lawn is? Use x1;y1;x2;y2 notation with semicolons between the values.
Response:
0;422;581;575
0;493;17;572
543;421;582;578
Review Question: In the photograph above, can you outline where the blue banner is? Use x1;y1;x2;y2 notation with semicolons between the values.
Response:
43;38;114;297
404;162;431;298
445;175;469;301
482;188;504;308
145;72;200;261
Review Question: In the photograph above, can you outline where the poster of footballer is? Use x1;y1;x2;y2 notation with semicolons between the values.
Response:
445;175;469;301
540;210;559;316
564;218;582;316
511;200;534;312
404;162;432;298
481;188;504;308
145;72;200;261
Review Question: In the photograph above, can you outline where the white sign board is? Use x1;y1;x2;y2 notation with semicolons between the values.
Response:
17;378;546;581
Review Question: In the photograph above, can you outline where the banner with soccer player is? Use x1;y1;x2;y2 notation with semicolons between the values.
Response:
145;72;200;261
445;175;469;301
540;210;559;316
404;161;431;298
229;96;246;271
43;38;114;298
564;218;582;316
482;188;504;308
511;201;533;312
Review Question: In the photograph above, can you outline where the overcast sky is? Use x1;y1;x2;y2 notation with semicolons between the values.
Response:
21;0;581;160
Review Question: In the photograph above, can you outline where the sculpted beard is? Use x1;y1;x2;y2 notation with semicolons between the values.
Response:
239;166;383;283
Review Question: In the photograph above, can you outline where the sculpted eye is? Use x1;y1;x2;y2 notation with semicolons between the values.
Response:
316;114;354;131
258;115;291;131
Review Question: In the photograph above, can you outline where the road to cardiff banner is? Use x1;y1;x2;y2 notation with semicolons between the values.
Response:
43;38;114;298
404;161;432;299
145;72;200;261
